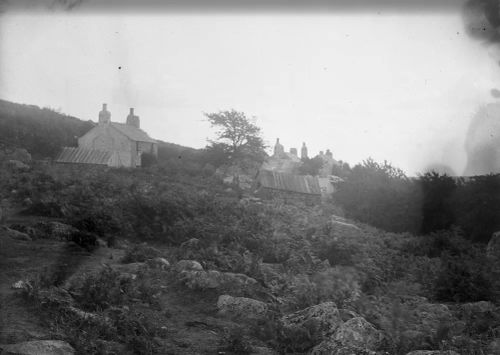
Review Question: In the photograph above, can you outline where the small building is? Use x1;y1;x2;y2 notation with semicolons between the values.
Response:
254;169;322;204
55;104;158;168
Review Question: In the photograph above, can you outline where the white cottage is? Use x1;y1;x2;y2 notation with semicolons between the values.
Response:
55;104;158;167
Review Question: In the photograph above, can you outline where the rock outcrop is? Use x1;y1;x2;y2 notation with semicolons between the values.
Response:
0;340;75;355
175;260;203;272
217;295;268;321
281;302;343;343
405;351;459;355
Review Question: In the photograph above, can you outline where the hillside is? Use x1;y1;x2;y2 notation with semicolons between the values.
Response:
0;100;94;158
0;99;200;165
0;161;499;355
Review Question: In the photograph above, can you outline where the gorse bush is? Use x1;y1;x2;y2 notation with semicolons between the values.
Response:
335;159;500;241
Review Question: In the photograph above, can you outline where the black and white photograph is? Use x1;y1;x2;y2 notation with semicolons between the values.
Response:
1;0;500;354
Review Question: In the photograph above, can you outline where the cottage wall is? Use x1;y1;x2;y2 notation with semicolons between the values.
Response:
78;125;134;167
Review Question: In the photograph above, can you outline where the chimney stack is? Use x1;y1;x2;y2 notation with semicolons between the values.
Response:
98;103;111;124
126;107;140;129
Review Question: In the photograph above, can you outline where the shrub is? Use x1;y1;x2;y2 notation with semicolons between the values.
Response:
122;244;163;263
434;252;493;302
219;326;253;355
287;267;361;310
69;230;98;252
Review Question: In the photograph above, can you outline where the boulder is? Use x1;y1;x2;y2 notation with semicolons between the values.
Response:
180;270;259;295
217;294;268;321
332;317;383;350
310;341;377;355
0;340;74;355
250;346;277;355
11;280;32;292
281;302;343;340
175;260;203;272
405;351;459;355
413;303;453;334
112;262;146;275
146;257;170;270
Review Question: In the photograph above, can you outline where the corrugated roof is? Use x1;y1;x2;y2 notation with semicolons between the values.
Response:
257;170;322;195
54;147;111;165
110;123;156;143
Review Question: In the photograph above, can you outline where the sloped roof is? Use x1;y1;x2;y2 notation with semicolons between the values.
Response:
110;122;156;143
257;170;322;195
54;147;111;165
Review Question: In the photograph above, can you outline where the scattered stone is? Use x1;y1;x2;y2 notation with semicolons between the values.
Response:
217;295;268;321
0;340;75;355
250;346;277;355
175;260;203;272
330;220;360;230
11;280;31;292
310;342;377;355
110;262;145;280
333;317;383;350
1;227;31;242
146;257;170;270
180;270;259;295
413;303;453;334
338;308;360;322
96;238;107;248
405;351;459;355
281;302;343;342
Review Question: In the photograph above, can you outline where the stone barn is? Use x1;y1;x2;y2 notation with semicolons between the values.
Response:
56;104;157;168
254;169;323;205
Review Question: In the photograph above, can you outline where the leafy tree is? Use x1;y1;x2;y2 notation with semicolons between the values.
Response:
205;109;267;168
417;172;457;234
452;174;500;242
335;158;422;233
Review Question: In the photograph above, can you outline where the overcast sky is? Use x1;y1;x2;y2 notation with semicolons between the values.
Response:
0;0;498;175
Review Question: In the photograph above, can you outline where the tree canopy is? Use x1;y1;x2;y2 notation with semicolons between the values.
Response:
205;109;267;168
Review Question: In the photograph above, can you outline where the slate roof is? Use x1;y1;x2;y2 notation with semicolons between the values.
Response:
110;122;157;143
54;147;111;165
257;169;322;195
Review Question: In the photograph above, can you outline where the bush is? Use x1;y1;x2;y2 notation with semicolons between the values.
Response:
434;252;493;302
122;244;163;263
218;326;253;355
287;267;361;310
70;230;98;252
